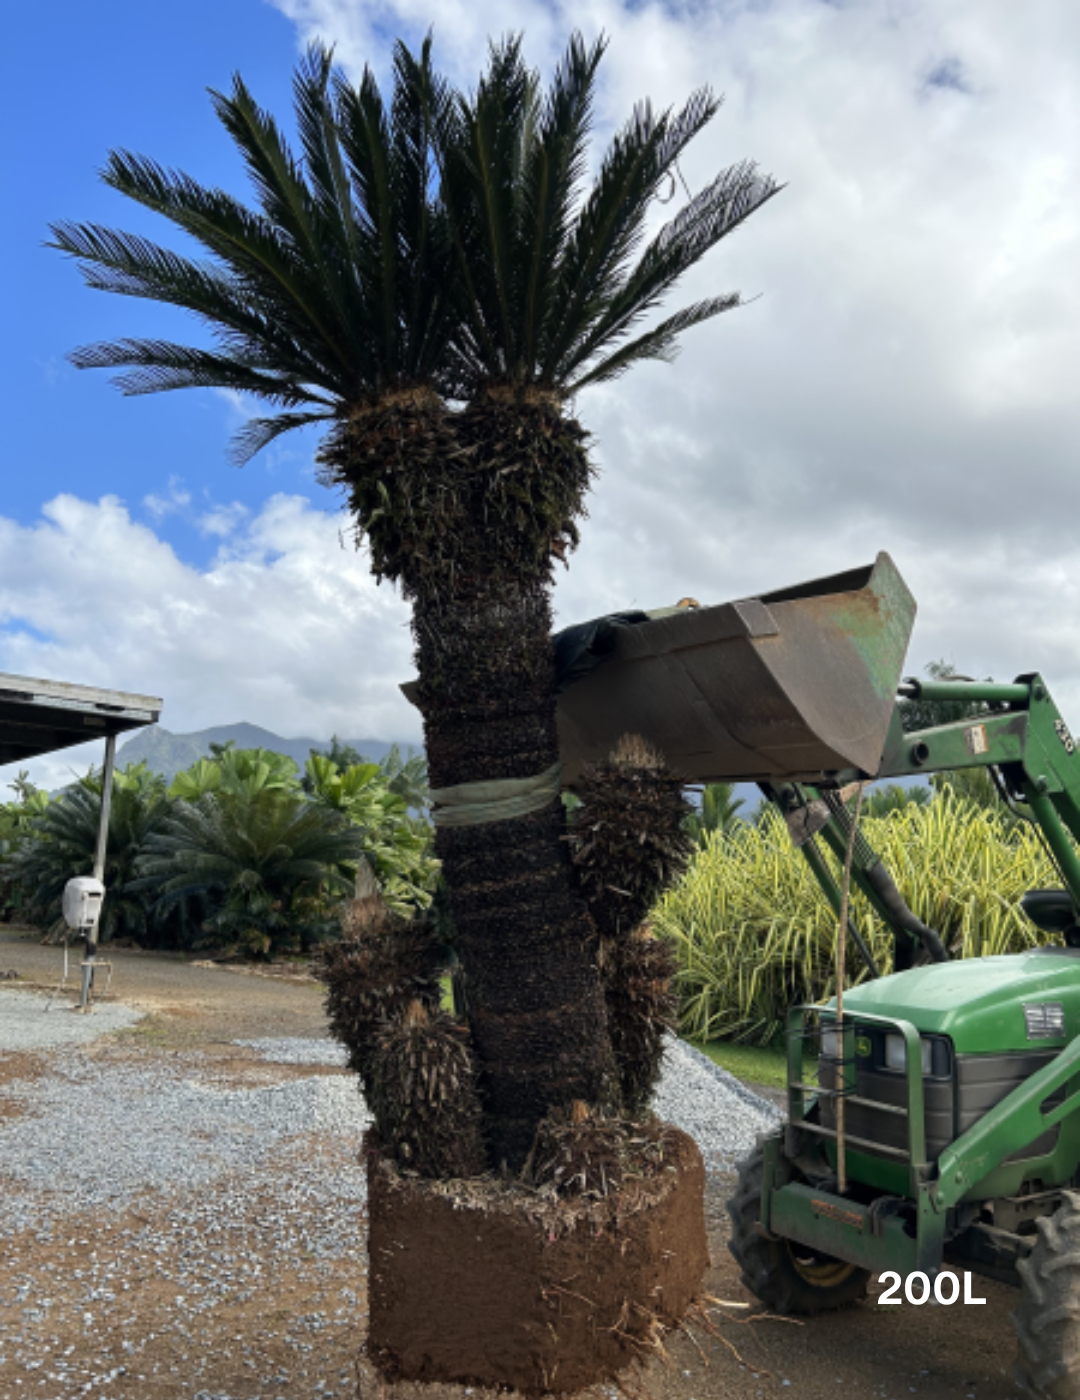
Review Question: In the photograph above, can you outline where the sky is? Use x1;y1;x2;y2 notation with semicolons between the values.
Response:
3;0;1079;791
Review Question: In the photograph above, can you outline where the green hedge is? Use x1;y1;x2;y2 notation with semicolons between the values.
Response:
653;790;1058;1046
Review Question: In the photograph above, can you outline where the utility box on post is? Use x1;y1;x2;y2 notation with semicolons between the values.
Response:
63;876;105;939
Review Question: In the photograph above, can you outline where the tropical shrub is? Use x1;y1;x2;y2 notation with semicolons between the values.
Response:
684;782;745;845
5;762;171;942
134;788;362;958
0;774;52;922
654;788;1059;1046
303;754;439;917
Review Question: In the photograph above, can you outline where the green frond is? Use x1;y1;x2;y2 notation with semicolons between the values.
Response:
67;337;334;407
48;220;344;393
101;149;357;376
567;296;741;391
558;160;783;381
227;410;336;467
518;33;606;370
538;85;722;376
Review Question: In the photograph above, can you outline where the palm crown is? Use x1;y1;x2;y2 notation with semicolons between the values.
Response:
440;34;780;396
50;40;456;464
51;34;780;454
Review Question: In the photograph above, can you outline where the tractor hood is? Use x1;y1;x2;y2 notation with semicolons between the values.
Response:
841;949;1080;1054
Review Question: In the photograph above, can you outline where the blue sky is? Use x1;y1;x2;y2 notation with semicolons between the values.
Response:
3;0;1079;790
4;0;328;568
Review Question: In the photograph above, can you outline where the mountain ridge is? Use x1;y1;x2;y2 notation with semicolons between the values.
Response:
117;722;420;783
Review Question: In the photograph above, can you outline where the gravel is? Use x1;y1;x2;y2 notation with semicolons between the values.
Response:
0;1028;780;1230
1;1014;782;1399
237;1031;782;1174
0;989;144;1051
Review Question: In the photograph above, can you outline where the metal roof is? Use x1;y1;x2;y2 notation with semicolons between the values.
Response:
0;673;162;768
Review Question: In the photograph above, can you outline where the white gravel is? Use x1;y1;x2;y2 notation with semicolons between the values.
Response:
0;1028;780;1231
237;1031;783;1174
0;989;144;1050
0;1016;782;1399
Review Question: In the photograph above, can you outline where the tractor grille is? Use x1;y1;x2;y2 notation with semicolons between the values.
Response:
956;1051;1062;1163
819;1030;1061;1164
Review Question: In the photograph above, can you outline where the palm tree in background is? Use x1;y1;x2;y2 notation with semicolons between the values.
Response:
135;790;362;958
51;35;781;1167
684;781;745;845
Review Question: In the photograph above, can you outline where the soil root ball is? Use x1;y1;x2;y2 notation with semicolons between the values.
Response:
522;1098;678;1201
365;1123;708;1395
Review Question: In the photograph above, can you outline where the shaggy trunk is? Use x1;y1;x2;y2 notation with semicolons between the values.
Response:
415;577;616;1170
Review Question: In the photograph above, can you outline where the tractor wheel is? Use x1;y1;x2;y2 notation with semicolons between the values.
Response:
1011;1190;1080;1399
727;1141;870;1314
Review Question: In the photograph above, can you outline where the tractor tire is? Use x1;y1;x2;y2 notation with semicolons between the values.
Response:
1011;1190;1080;1399
727;1141;870;1314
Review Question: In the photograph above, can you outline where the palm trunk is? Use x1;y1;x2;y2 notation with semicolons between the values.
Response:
414;577;616;1171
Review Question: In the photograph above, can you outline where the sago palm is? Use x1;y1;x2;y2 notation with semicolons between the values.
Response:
52;34;780;1168
135;789;361;957
367;34;781;1165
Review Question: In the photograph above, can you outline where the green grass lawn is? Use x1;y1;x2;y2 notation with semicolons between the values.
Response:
685;1037;788;1089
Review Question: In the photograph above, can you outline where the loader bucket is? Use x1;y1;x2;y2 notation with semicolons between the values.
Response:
556;552;916;787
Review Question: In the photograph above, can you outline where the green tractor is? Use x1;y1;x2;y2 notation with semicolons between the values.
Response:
556;553;1080;1398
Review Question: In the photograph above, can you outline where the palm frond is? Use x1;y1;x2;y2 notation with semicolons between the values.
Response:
335;66;401;372
538;85;722;376
443;34;538;374
101;150;356;375
567;296;741;391
67;338;334;406
209;68;358;341
49;221;344;393
559;161;783;380
518;33;605;371
228;411;337;467
389;37;457;381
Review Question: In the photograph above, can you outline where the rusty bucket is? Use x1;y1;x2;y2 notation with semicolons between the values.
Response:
556;552;916;787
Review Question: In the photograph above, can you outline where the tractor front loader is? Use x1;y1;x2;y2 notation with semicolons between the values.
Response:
556;553;1080;1399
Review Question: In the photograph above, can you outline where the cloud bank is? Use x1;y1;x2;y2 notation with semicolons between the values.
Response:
4;0;1080;786
0;493;417;790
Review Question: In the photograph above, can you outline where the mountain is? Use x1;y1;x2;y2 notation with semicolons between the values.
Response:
117;722;420;783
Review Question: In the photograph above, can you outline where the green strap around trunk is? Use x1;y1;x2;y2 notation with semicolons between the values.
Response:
430;762;562;828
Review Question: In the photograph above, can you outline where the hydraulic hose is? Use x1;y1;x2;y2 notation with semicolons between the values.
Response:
863;861;949;964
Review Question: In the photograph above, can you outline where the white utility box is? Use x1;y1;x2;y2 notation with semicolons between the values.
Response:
62;876;106;934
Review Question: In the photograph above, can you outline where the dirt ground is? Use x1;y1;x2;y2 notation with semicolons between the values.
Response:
0;928;1020;1399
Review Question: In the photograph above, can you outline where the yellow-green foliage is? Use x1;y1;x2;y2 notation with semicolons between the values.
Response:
653;789;1059;1047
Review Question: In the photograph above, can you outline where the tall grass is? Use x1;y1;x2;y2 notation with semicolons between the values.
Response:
653;789;1060;1047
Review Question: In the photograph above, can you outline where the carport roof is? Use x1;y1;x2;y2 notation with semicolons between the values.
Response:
0;672;162;767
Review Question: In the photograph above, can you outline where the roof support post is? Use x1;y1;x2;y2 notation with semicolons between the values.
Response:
78;733;117;1011
93;733;117;883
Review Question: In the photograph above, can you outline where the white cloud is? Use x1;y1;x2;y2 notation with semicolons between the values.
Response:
274;0;1080;712
11;0;1080;784
143;476;193;522
0;493;418;791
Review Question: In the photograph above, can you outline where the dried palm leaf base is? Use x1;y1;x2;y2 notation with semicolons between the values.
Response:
365;1124;707;1395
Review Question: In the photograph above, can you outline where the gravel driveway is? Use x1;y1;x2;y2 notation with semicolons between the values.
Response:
0;930;1018;1400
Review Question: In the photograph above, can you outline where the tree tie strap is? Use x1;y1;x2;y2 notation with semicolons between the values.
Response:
430;762;562;828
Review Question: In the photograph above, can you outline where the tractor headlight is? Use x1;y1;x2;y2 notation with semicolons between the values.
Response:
884;1033;932;1075
820;1026;839;1059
